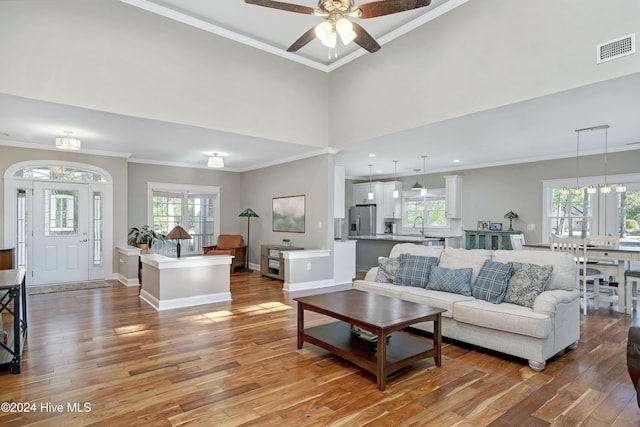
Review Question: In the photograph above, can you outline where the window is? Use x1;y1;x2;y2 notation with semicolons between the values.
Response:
543;174;640;244
548;188;593;238
401;189;447;229
148;183;220;255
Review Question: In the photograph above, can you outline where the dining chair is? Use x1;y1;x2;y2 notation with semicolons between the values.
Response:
625;262;640;314
588;235;622;310
510;233;525;251
550;237;600;315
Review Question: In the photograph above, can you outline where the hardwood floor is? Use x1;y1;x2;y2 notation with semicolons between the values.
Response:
1;272;640;426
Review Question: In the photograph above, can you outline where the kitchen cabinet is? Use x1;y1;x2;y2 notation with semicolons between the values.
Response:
382;182;402;219
444;175;462;219
353;182;383;205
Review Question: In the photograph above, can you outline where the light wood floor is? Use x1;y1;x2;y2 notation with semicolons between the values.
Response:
2;272;640;426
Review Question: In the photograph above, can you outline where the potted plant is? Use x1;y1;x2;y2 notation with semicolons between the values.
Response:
128;226;159;254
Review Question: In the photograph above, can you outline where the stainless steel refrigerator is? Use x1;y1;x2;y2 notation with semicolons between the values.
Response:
349;204;376;236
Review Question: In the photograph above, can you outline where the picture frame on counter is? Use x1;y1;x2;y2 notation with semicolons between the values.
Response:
477;220;491;230
489;222;503;231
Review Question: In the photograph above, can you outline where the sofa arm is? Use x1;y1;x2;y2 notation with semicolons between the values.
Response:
364;267;379;282
533;289;580;317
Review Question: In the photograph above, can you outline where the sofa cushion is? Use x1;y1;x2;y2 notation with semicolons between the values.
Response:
453;299;553;339
453;299;552;338
504;262;553;308
492;250;576;291
426;266;473;296
394;254;438;288
375;257;400;283
472;260;513;304
389;243;443;260
439;248;492;283
400;287;473;318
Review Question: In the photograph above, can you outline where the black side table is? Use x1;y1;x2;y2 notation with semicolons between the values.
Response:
0;269;27;374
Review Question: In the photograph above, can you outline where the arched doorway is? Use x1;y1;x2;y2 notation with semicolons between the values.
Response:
4;161;113;285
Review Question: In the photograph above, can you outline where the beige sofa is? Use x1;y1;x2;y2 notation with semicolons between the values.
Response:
352;243;580;371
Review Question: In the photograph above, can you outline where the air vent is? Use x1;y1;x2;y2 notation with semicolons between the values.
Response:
597;33;635;64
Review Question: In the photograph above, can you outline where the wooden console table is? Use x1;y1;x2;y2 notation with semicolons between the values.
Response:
0;268;27;373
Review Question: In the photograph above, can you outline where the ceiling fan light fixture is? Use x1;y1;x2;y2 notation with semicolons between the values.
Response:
322;31;337;48
336;18;352;36
340;30;356;45
315;21;332;41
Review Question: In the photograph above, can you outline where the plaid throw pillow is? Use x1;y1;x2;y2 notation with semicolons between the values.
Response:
472;260;513;303
394;254;438;288
426;266;473;296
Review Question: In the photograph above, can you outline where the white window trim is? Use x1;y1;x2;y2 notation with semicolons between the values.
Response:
542;172;640;243
400;188;448;233
147;182;221;252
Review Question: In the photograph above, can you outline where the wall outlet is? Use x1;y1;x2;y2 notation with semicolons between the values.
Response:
527;224;536;231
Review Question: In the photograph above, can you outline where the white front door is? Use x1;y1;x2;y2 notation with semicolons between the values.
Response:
32;182;89;285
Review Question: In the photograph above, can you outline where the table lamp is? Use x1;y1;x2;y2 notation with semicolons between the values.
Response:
166;225;191;258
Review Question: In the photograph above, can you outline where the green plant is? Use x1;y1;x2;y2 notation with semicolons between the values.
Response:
128;226;159;246
627;219;639;230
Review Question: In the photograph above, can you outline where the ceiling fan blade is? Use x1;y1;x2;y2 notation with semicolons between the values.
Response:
287;27;317;52
355;0;432;19
352;22;381;53
244;0;315;15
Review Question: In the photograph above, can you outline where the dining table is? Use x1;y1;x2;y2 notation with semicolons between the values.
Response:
525;243;640;313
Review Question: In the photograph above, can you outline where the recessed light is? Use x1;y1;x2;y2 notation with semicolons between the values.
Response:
453;159;460;163
376;170;382;173
369;153;376;157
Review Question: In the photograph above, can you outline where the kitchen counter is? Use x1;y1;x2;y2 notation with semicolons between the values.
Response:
349;234;453;242
350;235;461;271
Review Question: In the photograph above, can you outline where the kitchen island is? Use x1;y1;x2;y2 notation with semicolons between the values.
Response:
350;235;460;271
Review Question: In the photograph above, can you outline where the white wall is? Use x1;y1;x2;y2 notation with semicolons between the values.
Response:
0;0;329;148
328;0;640;147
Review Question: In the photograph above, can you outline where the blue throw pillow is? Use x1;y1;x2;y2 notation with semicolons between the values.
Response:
472;260;513;303
426;266;473;296
394;254;438;288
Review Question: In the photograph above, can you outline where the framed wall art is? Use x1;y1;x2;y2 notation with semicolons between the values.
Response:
272;195;305;233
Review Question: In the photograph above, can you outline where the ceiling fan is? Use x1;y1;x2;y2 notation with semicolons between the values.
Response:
244;0;433;53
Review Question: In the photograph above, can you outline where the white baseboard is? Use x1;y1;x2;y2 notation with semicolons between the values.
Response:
117;273;139;286
139;289;231;311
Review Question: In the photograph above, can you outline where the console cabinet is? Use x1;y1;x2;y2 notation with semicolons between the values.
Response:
465;230;522;250
261;244;303;280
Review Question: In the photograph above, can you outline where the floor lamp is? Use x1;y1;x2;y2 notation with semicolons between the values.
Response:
238;208;259;272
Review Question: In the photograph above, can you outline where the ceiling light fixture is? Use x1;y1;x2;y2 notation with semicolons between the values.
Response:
207;153;224;168
575;125;625;194
367;164;374;200
55;131;81;150
392;160;399;199
410;167;423;192
420;155;428;196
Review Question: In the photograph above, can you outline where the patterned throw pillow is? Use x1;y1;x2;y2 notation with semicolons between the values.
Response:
394;254;439;288
504;262;554;308
472;260;513;303
375;257;401;283
426;266;473;296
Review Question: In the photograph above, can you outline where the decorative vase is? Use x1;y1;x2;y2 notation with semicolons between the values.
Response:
136;243;149;254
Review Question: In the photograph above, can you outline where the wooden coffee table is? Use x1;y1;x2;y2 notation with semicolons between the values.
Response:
294;289;445;391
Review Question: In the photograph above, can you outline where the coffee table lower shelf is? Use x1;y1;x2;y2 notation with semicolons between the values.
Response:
301;321;436;389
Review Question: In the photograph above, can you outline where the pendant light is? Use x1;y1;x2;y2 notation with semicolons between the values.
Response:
55;130;81;150
571;131;582;196
392;160;399;198
367;164;374;200
420;155;427;196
